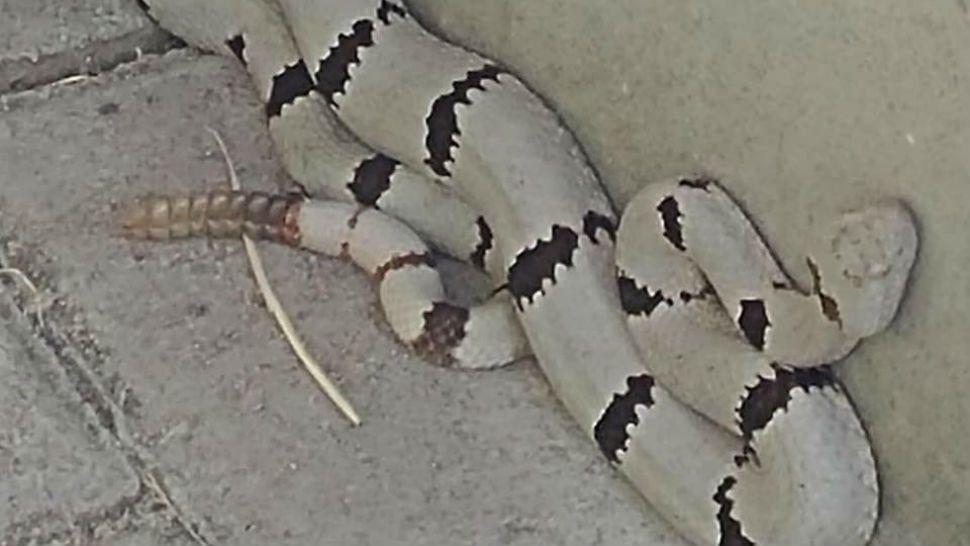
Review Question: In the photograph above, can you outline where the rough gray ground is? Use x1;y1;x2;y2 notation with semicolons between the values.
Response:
0;1;966;545
0;0;145;59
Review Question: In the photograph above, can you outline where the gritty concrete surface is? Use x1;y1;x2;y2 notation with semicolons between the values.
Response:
0;0;178;96
0;0;147;62
0;1;967;545
0;296;138;536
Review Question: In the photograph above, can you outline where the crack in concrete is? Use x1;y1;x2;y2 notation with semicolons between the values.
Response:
0;239;211;546
0;25;185;96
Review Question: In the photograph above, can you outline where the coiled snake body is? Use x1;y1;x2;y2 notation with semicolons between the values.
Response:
122;1;919;544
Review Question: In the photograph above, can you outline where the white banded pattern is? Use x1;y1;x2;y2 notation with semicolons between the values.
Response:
124;2;919;545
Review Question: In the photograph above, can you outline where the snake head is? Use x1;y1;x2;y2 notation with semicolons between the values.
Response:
816;199;918;339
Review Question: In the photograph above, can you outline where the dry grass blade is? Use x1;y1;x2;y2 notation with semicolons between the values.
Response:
0;267;46;328
143;469;211;546
205;126;362;426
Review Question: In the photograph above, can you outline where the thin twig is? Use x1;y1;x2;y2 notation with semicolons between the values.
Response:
142;469;211;546
0;267;46;328
204;126;362;426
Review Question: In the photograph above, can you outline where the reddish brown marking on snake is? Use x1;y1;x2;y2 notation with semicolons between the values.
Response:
412;302;470;366
374;252;434;281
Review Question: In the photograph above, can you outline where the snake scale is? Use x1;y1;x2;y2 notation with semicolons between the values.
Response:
121;1;919;544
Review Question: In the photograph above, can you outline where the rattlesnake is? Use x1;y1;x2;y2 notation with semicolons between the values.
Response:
121;1;919;544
